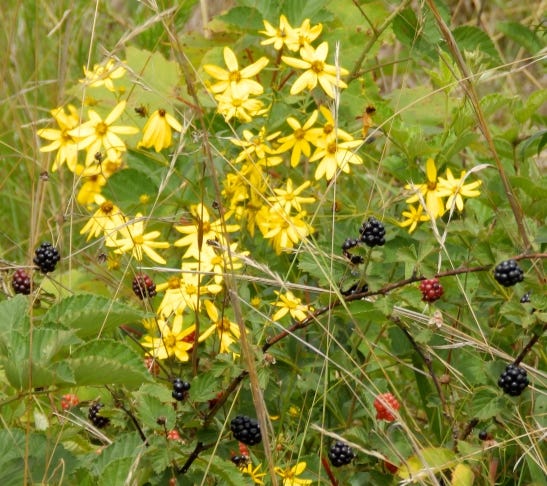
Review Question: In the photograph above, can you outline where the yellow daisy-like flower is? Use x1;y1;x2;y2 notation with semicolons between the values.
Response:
309;136;363;181
272;290;312;322
200;300;242;355
274;461;312;486
268;179;315;213
76;173;107;208
232;127;282;165
215;89;268;123
108;213;169;265
69;100;138;165
282;42;348;98
80;195;128;243
37;104;80;172
277;110;319;167
405;158;445;219
203;47;269;97
307;105;353;145
285;18;323;52
399;204;430;233
260;207;315;255
138;109;183;152
80;59;126;92
240;462;266;485
437;168;482;212
141;314;195;362
260;15;298;51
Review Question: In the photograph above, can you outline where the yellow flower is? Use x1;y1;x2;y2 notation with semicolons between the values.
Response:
232;127;282;165
108;213;169;265
307;105;353;145
37;105;80;172
282;42;348;98
80;195;128;243
260;15;298;51
203;47;268;97
260;208;314;255
268;179;315;213
274;461;312;486
215;89;268;123
309;137;363;181
399;204;430;233
80;59;126;92
141;314;195;362
138;109;182;152
277;110;319;167
200;300;242;355
437;168;482;212
272;290;312;321
285;19;323;52
76;173;107;208
405;158;445;219
240;462;266;484
69;100;138;165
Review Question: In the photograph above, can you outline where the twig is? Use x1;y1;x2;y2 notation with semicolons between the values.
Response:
178;441;208;474
321;454;339;486
513;324;546;366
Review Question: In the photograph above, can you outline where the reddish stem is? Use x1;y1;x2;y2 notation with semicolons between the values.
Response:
321;455;339;486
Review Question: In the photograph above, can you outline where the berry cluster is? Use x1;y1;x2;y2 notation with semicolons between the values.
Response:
328;441;355;467
132;273;157;299
167;429;181;440
360;217;386;247
493;259;524;287
374;392;400;422
33;242;60;273
230;415;262;446
498;364;529;396
419;278;444;302
342;238;363;265
88;402;110;428
12;268;32;295
172;378;191;401
61;394;79;410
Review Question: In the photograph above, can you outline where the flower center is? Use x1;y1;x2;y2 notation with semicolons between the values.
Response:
327;142;337;154
164;334;176;348
158;109;166;117
185;284;197;295
100;201;114;214
311;61;324;73
133;235;144;245
168;277;181;289
218;318;231;332
229;71;242;82
323;124;334;135
294;128;305;140
427;181;437;190
202;221;211;233
96;122;108;136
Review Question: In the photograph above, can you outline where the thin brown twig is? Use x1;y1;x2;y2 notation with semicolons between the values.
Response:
513;324;546;366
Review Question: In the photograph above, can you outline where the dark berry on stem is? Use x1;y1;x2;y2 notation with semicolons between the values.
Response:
88;402;110;428
132;273;157;299
493;260;524;287
328;441;355;467
12;269;32;295
33;242;60;273
172;378;191;401
478;430;488;441
419;278;444;302
359;217;386;247
520;292;531;304
230;415;262;446
342;238;359;251
498;364;529;396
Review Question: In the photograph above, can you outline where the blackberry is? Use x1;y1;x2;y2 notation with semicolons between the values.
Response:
493;260;524;287
230;415;262;446
328;440;355;467
12;268;32;295
478;430;488;441
359;217;385;247
172;378;191;401
498;364;529;396
341;238;359;251
132;273;157;299
231;455;250;467
419;278;444;302
33;242;60;273
88;402;110;428
520;292;531;304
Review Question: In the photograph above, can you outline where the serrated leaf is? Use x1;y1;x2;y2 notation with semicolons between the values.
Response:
135;386;176;430
43;294;146;338
452;463;474;486
68;340;151;387
190;371;220;402
398;447;456;479
469;390;504;420
218;6;264;31
498;21;544;54
0;295;29;349
452;26;500;66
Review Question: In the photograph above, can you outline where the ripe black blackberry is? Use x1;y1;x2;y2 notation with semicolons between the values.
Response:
328;440;355;467
172;378;191;401
132;273;157;299
12;269;32;295
520;292;531;304
230;415;261;446
478;430;488;441
342;238;359;251
88;402;110;428
498;364;529;396
33;242;60;273
359;217;385;247
493;260;524;287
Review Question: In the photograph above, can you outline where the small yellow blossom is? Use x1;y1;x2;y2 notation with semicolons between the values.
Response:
37;105;80;172
76;173;107;208
240;462;266;484
215;89;268;123
437;168;482;212
138;109;182;152
309;136;363;181
268;179;315;213
399;204;430;233
69;100;138;165
260;15;298;51
274;461;312;486
260;208;314;255
307;105;353;145
272;290;312;322
141;314;195;362
203;47;269;97
80;195;128;243
108;213;169;265
282;42;348;98
80;59;126;92
232;127;282;165
405;158;445;219
200;300;242;355
277;110;319;167
285;19;323;52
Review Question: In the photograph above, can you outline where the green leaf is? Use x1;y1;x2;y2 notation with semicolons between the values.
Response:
68;340;151;387
218;6;264;31
102;168;159;207
452;26;500;66
43;294;147;338
0;295;29;349
190;371;220;402
452;463;475;486
134;384;176;430
469;389;504;420
398;447;457;479
93;432;144;477
498;21;544;54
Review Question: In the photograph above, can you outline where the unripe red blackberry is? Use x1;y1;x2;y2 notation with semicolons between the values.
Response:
359;217;386;247
230;415;261;446
88;402;110;428
419;278;444;302
33;242;60;273
61;393;79;410
493;259;524;287
12;268;32;295
328;440;355;467
132;273;157;299
374;392;400;422
498;364;529;396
